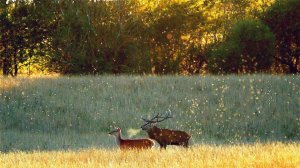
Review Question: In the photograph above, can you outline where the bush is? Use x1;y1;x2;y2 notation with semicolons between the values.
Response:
263;0;300;73
207;19;275;74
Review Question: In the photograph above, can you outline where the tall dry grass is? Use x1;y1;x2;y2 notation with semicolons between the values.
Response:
1;143;300;168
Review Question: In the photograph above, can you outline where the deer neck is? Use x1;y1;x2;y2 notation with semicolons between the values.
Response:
152;126;160;132
148;126;160;138
115;132;122;145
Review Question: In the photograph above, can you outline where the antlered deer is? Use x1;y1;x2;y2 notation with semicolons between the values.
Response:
141;113;191;149
109;127;155;150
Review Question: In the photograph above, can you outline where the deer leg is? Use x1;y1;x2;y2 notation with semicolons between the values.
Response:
158;143;164;149
162;145;167;149
159;143;167;149
183;141;189;148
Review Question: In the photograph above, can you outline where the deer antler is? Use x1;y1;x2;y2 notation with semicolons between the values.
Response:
142;113;159;123
142;112;173;124
155;112;173;123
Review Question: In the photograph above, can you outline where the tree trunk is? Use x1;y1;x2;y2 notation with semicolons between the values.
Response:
3;44;10;76
3;58;10;76
289;64;299;74
28;48;33;76
13;49;18;77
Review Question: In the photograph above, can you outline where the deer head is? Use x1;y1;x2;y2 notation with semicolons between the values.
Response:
109;127;121;136
141;112;173;131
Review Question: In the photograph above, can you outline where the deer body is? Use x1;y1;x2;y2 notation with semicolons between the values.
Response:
109;127;154;150
141;113;191;149
145;125;191;149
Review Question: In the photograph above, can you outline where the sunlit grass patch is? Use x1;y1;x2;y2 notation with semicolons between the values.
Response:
1;143;300;168
0;77;20;90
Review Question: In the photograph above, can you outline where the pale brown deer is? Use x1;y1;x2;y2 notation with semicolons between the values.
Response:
109;127;155;150
141;113;191;149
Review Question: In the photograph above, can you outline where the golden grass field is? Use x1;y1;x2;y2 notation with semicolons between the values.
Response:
1;143;300;168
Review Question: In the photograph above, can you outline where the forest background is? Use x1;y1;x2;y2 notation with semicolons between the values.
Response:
1;0;299;76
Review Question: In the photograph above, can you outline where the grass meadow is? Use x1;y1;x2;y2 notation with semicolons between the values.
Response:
0;75;300;167
1;143;300;168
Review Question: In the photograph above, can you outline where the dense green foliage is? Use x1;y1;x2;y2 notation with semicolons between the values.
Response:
263;0;300;73
207;19;275;73
0;0;299;75
1;75;299;151
0;0;55;76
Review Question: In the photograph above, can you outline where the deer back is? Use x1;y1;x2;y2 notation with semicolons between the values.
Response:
149;126;191;144
119;138;154;150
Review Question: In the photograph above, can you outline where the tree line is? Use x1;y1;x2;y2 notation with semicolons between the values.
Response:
0;0;299;76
